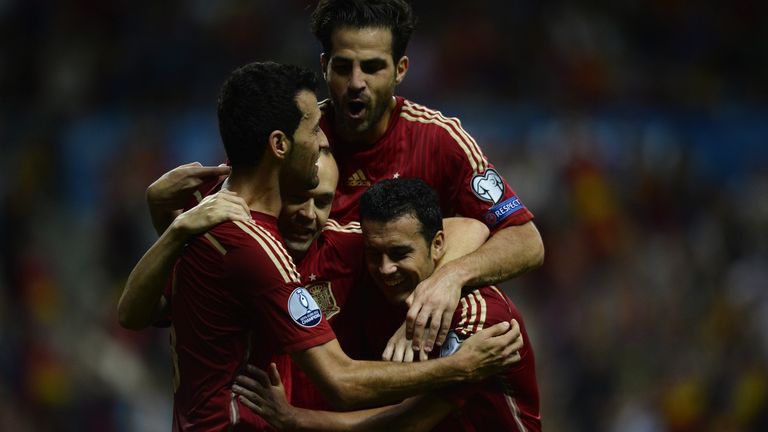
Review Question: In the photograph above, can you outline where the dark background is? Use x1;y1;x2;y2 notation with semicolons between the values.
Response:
1;1;767;430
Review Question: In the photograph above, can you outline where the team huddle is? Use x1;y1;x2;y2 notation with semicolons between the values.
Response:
118;1;545;431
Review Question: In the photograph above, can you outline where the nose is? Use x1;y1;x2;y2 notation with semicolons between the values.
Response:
349;64;366;92
297;201;317;222
378;255;397;276
319;129;329;149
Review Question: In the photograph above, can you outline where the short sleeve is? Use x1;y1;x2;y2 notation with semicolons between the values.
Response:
437;126;534;232
226;243;336;353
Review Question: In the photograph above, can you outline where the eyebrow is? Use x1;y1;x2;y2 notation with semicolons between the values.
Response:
332;55;388;65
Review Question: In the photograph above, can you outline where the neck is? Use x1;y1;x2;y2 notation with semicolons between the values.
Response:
224;161;282;217
337;96;397;147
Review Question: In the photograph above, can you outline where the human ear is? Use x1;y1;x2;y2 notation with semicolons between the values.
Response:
395;55;409;84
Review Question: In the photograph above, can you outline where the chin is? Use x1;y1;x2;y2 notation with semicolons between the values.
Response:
286;240;311;256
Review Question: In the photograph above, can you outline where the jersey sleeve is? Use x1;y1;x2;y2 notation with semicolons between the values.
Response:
435;286;516;406
434;123;534;232
226;238;336;354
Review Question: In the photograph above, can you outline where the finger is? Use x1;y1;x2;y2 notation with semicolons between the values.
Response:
393;339;407;362
232;384;267;407
403;345;414;363
411;309;432;350
382;341;395;361
234;374;266;392
434;309;454;348
418;347;429;362
405;291;415;308
421;326;432;353
405;303;421;340
179;161;203;168
245;364;271;387
185;165;232;179
506;351;522;365
267;363;281;387
423;312;443;352
482;320;511;338
238;395;263;414
510;335;524;353
507;319;520;340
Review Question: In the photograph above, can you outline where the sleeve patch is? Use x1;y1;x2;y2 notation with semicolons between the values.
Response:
482;195;527;228
439;331;464;357
287;287;323;327
471;169;505;204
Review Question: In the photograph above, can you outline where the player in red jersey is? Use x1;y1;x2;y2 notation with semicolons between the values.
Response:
233;178;541;431
119;62;524;430
121;150;497;414
310;0;545;353
280;151;493;412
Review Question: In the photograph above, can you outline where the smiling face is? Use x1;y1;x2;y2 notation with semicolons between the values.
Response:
362;214;444;305
279;150;339;259
282;90;330;191
321;26;408;145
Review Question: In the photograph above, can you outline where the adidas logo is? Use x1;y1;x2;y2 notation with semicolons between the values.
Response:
347;169;371;187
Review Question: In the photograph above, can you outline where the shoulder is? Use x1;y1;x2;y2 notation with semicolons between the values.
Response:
322;218;362;235
319;219;364;254
398;99;488;174
209;219;301;284
453;286;512;337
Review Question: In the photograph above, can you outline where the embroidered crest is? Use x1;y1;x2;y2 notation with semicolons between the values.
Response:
306;281;341;320
287;287;322;327
471;169;505;204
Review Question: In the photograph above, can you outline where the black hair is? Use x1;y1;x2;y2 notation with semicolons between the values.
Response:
311;0;417;63
217;61;317;169
359;178;443;244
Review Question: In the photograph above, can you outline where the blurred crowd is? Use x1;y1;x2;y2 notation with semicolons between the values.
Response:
1;1;766;431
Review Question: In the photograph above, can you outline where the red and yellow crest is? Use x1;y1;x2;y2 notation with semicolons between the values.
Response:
306;281;340;320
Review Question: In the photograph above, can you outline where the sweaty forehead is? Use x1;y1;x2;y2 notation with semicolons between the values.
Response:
330;26;393;58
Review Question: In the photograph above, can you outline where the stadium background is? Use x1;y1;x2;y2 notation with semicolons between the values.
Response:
1;1;767;430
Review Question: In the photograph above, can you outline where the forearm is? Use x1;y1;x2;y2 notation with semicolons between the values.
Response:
445;221;544;287
438;217;489;270
284;405;390;432
117;224;186;329
289;396;452;432
294;341;469;409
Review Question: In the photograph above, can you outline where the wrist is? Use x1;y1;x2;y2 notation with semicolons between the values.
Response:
167;217;194;243
442;353;472;384
438;259;472;288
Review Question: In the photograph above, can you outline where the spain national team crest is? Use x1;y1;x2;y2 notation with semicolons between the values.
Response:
471;169;505;204
287;287;322;327
306;281;340;320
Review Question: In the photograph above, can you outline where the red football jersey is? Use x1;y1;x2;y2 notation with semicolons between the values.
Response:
432;286;541;432
321;97;534;232
170;211;336;431
290;219;372;410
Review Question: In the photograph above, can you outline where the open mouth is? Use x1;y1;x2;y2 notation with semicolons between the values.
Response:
288;226;315;242
347;101;367;118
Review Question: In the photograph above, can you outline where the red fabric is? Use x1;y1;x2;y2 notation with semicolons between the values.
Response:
322;97;534;232
170;211;335;431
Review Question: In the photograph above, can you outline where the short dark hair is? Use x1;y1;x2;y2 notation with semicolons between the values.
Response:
217;61;317;169
311;0;417;63
359;178;442;244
